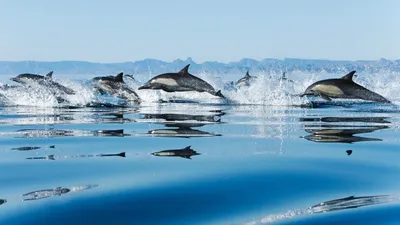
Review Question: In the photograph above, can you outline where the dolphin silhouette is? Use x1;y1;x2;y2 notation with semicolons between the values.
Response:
138;64;224;98
301;71;390;103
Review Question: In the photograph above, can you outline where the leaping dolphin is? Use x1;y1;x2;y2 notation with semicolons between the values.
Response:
138;64;224;98
92;72;140;103
10;71;75;95
236;71;257;88
301;71;390;103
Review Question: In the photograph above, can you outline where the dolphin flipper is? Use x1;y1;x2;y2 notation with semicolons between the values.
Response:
320;93;332;101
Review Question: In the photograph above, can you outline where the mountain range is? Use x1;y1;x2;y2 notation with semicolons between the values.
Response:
0;57;399;75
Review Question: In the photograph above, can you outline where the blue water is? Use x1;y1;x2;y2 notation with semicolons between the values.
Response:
0;72;400;224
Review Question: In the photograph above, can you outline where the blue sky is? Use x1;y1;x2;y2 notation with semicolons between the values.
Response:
1;0;399;62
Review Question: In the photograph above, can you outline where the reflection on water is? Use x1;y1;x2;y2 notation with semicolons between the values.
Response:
303;126;387;143
141;108;224;138
11;146;41;151
26;152;126;160
246;193;400;224
10;129;129;138
152;146;200;159
21;184;98;201
300;116;390;143
310;195;400;213
0;104;399;225
148;127;221;138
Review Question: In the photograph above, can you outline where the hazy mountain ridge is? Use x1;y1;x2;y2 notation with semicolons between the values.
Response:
0;57;399;75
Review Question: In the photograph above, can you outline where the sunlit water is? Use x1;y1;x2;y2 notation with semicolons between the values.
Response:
0;71;399;225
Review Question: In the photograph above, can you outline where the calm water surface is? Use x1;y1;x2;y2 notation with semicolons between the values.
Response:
0;102;399;225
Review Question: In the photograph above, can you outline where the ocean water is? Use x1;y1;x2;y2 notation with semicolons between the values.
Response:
0;71;400;225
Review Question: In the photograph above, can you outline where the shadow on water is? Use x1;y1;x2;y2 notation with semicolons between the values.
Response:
300;116;391;144
21;184;99;201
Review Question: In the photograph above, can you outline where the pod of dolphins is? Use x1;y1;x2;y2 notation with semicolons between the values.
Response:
3;64;391;104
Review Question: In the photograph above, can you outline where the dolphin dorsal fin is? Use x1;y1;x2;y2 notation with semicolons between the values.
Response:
178;64;190;75
245;71;250;77
282;72;286;79
114;72;124;82
341;71;356;81
45;71;53;80
184;146;191;150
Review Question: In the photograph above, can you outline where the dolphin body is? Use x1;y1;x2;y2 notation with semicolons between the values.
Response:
301;71;390;103
151;146;200;159
138;64;224;98
10;71;75;95
92;72;140;103
236;71;257;88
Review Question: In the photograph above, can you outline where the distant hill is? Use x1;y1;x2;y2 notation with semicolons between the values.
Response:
0;57;399;75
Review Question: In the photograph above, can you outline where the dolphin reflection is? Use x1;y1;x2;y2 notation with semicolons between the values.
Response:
26;152;126;160
152;146;200;159
303;126;387;143
148;127;221;138
21;184;98;201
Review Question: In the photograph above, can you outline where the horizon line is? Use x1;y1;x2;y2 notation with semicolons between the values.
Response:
0;57;398;64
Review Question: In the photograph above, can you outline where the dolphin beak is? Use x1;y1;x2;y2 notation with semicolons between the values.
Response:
10;78;18;82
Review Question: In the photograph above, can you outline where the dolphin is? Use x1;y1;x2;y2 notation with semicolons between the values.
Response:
138;64;224;98
92;72;140;103
0;199;6;206
11;71;75;95
236;71;257;88
151;146;200;159
301;71;390;103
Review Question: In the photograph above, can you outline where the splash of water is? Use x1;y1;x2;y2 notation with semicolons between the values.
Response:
0;70;398;107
